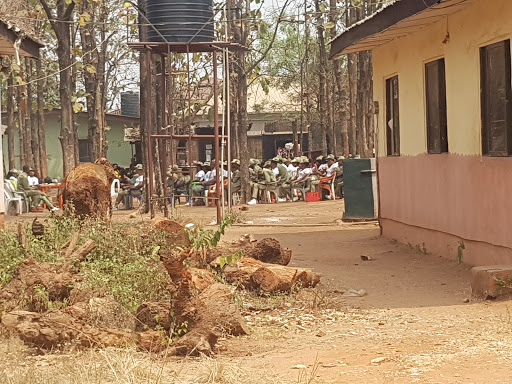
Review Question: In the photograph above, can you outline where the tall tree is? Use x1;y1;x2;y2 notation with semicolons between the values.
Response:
36;58;48;178
315;0;329;155
39;0;77;175
78;0;108;160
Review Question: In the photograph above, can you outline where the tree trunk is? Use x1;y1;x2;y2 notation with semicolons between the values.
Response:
315;0;328;155
36;59;48;178
138;0;150;213
27;58;41;172
16;83;27;167
80;0;107;161
236;55;250;203
223;257;321;294
39;0;78;176
6;74;15;170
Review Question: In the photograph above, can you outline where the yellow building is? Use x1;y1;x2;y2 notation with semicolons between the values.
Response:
331;0;512;266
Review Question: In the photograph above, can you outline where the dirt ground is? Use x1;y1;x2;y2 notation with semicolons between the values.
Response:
2;200;512;383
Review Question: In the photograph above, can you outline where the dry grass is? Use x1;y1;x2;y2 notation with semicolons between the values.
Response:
0;335;291;384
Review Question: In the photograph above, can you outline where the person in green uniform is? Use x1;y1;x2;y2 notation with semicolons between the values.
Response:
17;166;59;212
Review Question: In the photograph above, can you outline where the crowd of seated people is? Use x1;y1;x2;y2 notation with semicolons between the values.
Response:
109;154;344;209
4;165;59;212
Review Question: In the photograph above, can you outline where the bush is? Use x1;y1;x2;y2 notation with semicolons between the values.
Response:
0;214;171;313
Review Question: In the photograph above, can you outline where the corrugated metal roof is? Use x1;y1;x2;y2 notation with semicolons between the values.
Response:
0;19;43;58
330;0;474;58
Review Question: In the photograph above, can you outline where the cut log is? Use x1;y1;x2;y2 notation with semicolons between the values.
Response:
151;218;190;247
189;268;216;291
223;257;321;294
64;231;81;258
171;282;249;356
60;158;115;220
1;309;134;349
69;239;96;262
244;238;292;266
159;246;248;356
0;258;81;310
135;302;171;332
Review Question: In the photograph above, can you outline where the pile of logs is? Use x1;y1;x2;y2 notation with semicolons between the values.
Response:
0;219;321;356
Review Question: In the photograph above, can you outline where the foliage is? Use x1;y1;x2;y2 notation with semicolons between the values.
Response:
186;215;233;251
219;250;244;269
0;214;171;313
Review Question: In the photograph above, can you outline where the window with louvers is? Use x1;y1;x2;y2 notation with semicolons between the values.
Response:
426;58;448;154
480;40;512;156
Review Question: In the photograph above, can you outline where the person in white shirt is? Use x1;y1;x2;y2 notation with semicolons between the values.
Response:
114;164;143;209
325;154;338;177
289;158;312;201
192;161;212;202
192;162;206;182
287;158;299;179
28;169;41;189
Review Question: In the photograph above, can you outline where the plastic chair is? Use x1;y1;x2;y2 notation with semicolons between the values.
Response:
292;179;310;201
124;188;142;209
320;172;336;200
111;179;121;197
206;179;228;206
4;183;22;215
264;182;280;203
5;181;29;212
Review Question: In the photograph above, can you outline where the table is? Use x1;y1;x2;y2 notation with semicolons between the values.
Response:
40;183;63;209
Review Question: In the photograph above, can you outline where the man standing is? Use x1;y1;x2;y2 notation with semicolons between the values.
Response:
114;164;144;210
18;166;59;212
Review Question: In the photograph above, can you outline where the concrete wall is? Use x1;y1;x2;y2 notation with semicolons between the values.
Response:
372;0;512;265
3;110;289;177
3;111;138;178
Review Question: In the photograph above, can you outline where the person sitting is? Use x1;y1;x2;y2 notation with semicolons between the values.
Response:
174;167;190;203
112;163;121;179
248;160;276;205
114;164;143;210
167;164;179;193
271;157;288;202
320;154;338;199
192;161;212;204
226;159;241;203
290;158;312;201
335;156;344;198
249;158;263;196
18;166;59;212
310;156;328;192
27;168;41;190
6;169;19;189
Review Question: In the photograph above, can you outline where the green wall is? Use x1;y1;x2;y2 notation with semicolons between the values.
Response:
2;111;138;178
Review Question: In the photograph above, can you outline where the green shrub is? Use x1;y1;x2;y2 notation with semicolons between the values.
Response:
0;215;171;313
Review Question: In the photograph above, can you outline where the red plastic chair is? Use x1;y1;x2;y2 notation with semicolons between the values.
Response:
320;172;336;200
206;179;228;206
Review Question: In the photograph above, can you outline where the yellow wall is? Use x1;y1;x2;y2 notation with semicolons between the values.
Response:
373;0;512;157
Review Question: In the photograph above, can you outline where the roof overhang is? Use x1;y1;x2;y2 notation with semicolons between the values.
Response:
0;20;43;58
330;0;474;58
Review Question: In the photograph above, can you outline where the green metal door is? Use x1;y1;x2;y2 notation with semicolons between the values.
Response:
343;158;377;220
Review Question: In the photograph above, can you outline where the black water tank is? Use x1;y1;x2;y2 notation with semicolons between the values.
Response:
121;92;140;117
145;0;215;43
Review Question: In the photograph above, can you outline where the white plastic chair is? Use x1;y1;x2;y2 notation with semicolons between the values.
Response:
4;182;22;215
111;179;121;197
5;181;29;212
